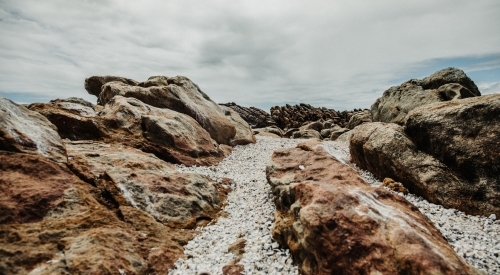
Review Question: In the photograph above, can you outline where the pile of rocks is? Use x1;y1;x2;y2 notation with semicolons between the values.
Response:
0;75;256;274
220;102;276;129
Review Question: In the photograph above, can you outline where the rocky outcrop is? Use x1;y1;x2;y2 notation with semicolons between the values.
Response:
96;76;236;144
84;75;139;99
371;68;479;125
347;109;371;129
28;98;105;140
220;105;256;146
253;126;284;137
0;151;195;274
220;102;275;128
405;94;500;216
0;96;67;163
266;139;480;275
349;122;499;217
65;141;228;228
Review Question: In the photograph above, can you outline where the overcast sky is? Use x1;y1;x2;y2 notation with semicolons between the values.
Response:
1;0;499;111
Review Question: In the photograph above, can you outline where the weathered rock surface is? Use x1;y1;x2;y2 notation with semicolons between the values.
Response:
291;129;321;139
266;139;480;275
371;68;479;125
220;105;256;146
347;109;372;129
328;125;349;141
405;94;500;216
84;75;139;99
349;122;499;217
65;141;228;228
0;151;194;274
28;97;105;140
0;96;67;163
97;76;236;144
253;126;283;137
220;102;276;128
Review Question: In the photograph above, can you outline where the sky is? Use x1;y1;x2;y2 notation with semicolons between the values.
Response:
0;0;499;111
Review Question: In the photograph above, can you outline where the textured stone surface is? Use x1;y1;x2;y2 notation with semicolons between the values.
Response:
220;102;275;128
84;75;139;99
371;68;479;125
405;94;500;216
266;140;480;275
0;151;194;275
253;126;283;137
65;140;228;228
347;109;372;129
98;76;236;144
270;104;356;129
291;129;321;139
0;96;67;163
220;105;256;146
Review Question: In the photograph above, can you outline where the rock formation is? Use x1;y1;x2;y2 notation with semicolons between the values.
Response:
371;67;479;125
94;75;236;145
220;102;275;128
84;75;139;99
266;139;480;275
219;105;256;146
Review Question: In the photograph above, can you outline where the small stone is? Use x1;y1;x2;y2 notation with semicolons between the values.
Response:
489;214;496;220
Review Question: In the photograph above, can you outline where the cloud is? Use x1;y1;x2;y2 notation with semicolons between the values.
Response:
0;0;499;111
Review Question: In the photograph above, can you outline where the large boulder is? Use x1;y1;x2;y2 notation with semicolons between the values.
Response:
405;94;500;216
266;140;479;275
347;109;371;129
84;75;139;98
220;102;276;128
349;122;499;217
28;97;105;140
220;105;256;146
65;141;228;228
371;68;479;125
0;151;194;274
0;96;67;163
97;76;236;145
98;96;229;166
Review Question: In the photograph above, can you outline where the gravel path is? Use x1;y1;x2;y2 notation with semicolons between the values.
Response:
168;137;499;275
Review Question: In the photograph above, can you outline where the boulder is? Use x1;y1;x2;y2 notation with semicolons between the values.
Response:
98;76;236;145
28;98;105;140
347;109;371;129
405;94;500;216
299;121;323;132
329;126;350;141
65;141;228;228
220;102;276;128
220;105;256;146
0;151;194;274
284;128;300;138
84;75;138;99
98;96;229;166
371;68;479;125
349;122;499;216
266;140;480;275
253;126;283;137
0;96;67;163
291;129;321;139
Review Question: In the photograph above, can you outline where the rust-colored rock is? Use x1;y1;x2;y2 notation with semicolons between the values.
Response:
0;96;67;163
383;177;408;194
266;139;479;275
98;76;236;144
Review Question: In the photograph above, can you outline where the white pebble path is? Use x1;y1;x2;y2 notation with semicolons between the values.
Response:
168;137;500;275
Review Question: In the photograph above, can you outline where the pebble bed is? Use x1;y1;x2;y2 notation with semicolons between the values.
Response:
168;137;499;275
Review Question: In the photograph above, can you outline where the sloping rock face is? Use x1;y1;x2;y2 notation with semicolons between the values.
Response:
0;151;194;275
28;98;105;140
97;76;236;144
84;75;139;99
266;140;479;275
65;141;227;228
0;96;67;163
220;105;256;146
347;109;372;129
220;102;276;128
349;122;499;217
371;68;479;125
405;94;500;216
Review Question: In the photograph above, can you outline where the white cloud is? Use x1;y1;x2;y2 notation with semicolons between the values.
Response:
0;0;499;110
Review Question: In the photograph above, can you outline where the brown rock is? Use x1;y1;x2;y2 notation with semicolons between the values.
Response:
65;140;228;228
220;102;276;128
382;177;408;194
292;129;321;139
222;264;244;275
220;105;256;146
98;76;236;144
347;109;372;129
253;126;283;137
84;75;139;98
405;94;500;216
0;96;67;163
329;126;349;141
266;139;479;275
371;68;479;125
